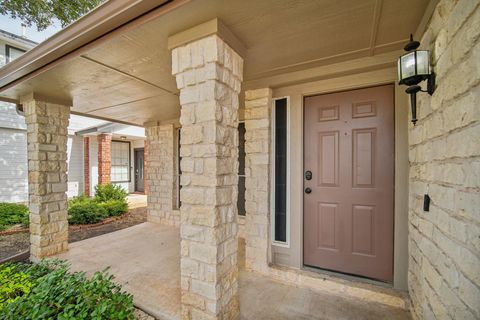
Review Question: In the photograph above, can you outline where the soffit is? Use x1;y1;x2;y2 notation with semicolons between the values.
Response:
0;0;431;126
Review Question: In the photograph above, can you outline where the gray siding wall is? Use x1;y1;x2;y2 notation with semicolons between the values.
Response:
89;138;99;196
67;135;84;198
0;127;28;203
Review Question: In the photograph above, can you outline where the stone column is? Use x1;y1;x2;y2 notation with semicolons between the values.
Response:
145;123;178;225
83;136;90;196
22;94;70;261
243;88;272;274
97;133;112;184
171;34;243;320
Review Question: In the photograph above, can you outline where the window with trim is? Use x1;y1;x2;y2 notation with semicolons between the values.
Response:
5;45;26;63
237;122;246;216
273;98;288;243
111;141;130;182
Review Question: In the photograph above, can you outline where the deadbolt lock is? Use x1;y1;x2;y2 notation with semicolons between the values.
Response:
305;170;312;180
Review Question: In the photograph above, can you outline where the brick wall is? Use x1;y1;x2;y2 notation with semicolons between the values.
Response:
97;134;112;184
408;1;480;319
83;137;90;196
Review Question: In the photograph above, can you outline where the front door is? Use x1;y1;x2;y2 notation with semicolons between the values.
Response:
134;148;145;193
303;85;394;282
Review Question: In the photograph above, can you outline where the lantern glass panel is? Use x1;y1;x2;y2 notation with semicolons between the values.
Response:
400;52;416;80
416;50;430;75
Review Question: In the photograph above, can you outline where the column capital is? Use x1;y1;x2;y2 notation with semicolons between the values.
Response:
20;92;72;107
167;18;246;58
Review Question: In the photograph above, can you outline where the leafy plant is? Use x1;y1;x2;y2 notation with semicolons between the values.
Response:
0;202;29;231
0;260;134;319
68;200;107;225
0;0;104;31
67;194;89;207
94;184;128;203
0;265;33;311
99;200;128;217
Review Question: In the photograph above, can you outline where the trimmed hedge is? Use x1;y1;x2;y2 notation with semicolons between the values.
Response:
0;203;29;231
68;201;107;225
67;184;129;225
0;260;134;319
99;200;128;217
94;184;128;203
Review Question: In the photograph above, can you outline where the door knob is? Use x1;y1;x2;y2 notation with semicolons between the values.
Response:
305;187;312;194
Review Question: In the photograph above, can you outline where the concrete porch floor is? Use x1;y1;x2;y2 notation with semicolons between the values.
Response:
54;223;410;320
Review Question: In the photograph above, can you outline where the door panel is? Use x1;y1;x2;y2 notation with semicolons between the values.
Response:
304;85;394;282
318;131;339;186
317;202;338;250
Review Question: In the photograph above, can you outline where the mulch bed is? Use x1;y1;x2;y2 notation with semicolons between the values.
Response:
0;207;147;261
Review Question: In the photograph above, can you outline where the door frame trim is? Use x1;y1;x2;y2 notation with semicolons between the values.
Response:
271;96;292;248
133;147;144;192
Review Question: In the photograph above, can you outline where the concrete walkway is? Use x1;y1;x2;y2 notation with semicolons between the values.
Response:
54;223;410;320
55;223;180;320
127;194;148;209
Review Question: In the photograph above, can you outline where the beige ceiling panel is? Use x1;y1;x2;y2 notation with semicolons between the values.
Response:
0;0;431;127
375;0;430;46
83;29;177;94
84;92;180;125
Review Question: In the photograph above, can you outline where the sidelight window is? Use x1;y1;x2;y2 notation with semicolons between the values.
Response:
273;98;289;244
237;122;246;216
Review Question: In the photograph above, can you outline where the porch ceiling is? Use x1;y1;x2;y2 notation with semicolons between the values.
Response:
0;0;431;126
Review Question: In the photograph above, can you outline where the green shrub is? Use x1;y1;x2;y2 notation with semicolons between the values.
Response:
68;200;107;225
68;194;89;207
0;203;29;231
99;200;128;217
94;184;128;203
0;260;134;319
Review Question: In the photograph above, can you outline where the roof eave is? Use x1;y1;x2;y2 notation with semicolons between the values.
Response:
0;0;186;93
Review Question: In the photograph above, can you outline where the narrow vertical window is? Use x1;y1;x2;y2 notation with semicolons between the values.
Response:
176;128;182;209
274;98;287;242
237;122;246;216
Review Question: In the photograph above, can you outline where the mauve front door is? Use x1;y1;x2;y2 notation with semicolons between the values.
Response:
303;85;395;282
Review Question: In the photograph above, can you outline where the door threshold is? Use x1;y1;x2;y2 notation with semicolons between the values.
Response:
302;265;392;289
266;263;408;309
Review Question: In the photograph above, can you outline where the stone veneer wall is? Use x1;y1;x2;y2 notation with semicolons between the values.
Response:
408;1;480;319
145;123;179;225
243;88;272;274
23;97;70;261
172;34;243;320
97;133;112;184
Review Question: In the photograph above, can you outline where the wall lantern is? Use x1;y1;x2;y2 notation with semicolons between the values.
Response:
397;34;435;125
